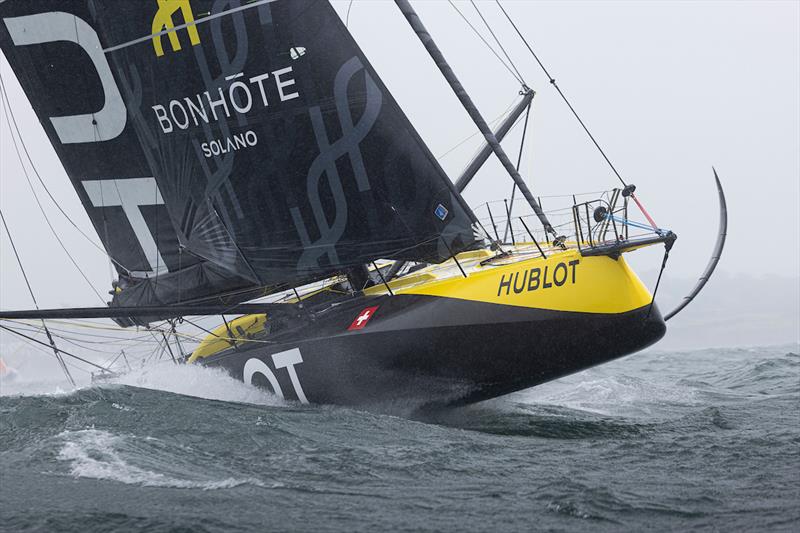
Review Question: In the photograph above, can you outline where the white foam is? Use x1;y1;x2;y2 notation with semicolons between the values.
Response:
104;362;286;406
0;355;286;407
0;375;80;398
57;429;269;490
510;370;699;418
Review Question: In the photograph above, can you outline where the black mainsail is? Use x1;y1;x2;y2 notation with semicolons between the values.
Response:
0;0;478;312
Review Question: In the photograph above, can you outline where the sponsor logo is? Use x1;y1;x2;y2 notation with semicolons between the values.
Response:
289;47;306;60
497;259;580;297
151;69;300;158
348;306;379;331
243;348;308;404
290;56;381;269
3;12;127;144
434;203;449;221
82;177;169;276
151;0;200;57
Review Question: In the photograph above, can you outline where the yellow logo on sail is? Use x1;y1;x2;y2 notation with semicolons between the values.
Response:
151;0;200;57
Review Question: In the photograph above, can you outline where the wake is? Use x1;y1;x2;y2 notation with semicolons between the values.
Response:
0;358;285;407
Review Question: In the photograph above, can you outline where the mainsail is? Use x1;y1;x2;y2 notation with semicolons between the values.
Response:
0;0;478;310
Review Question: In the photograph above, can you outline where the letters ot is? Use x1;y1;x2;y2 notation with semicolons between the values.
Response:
243;349;309;404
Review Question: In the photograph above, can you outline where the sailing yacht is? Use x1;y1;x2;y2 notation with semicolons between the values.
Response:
0;0;725;408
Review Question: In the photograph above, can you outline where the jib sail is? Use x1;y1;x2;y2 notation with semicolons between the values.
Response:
0;0;478;308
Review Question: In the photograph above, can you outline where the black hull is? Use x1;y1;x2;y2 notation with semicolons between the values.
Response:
201;294;666;410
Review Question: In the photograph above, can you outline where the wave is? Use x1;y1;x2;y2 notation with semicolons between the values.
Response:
0;370;84;398
3;345;796;421
1;360;285;407
420;346;800;437
515;373;701;418
56;429;272;490
511;345;799;412
101;362;286;407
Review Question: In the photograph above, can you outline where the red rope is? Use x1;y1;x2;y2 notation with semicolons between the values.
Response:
630;194;659;231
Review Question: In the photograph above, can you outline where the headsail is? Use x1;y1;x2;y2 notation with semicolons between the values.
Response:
0;1;203;281
0;0;478;310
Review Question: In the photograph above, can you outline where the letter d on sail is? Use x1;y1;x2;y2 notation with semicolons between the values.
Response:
151;0;201;57
3;12;126;144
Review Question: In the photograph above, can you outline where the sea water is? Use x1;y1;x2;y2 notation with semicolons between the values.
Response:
1;345;798;532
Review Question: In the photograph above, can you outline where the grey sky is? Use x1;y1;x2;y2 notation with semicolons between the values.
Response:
1;0;798;315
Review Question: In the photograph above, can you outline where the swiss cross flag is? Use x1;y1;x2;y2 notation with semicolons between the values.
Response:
348;306;379;331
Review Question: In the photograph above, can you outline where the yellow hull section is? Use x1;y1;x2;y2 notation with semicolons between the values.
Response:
188;314;267;363
188;247;654;363
396;250;652;314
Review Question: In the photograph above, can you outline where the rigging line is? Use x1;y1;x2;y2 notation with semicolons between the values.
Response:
447;0;524;86
459;107;527;176
71;319;205;344
0;96;106;304
91;118;114;286
101;349;125;371
144;330;167;365
645;246;670;320
0;212;41;312
43;334;127;355
0;76;133;275
503;102;532;242
0;318;200;349
0;212;75;384
3;322;119;348
345;0;355;27
3;319;167;343
29;325;143;351
99;180;114;285
161;329;178;364
9;334;93;375
436;94;522;160
495;0;627;187
18;318;178;339
487;190;607;202
181;317;220;338
470;0;526;86
6;323;160;347
169;318;185;359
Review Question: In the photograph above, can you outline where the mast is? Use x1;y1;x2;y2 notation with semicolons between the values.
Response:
394;0;554;235
454;89;534;193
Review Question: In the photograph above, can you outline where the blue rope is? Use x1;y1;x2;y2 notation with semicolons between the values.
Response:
607;214;668;236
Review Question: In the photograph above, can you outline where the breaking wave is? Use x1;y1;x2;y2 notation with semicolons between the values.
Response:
57;429;270;490
1;359;285;407
102;362;286;406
